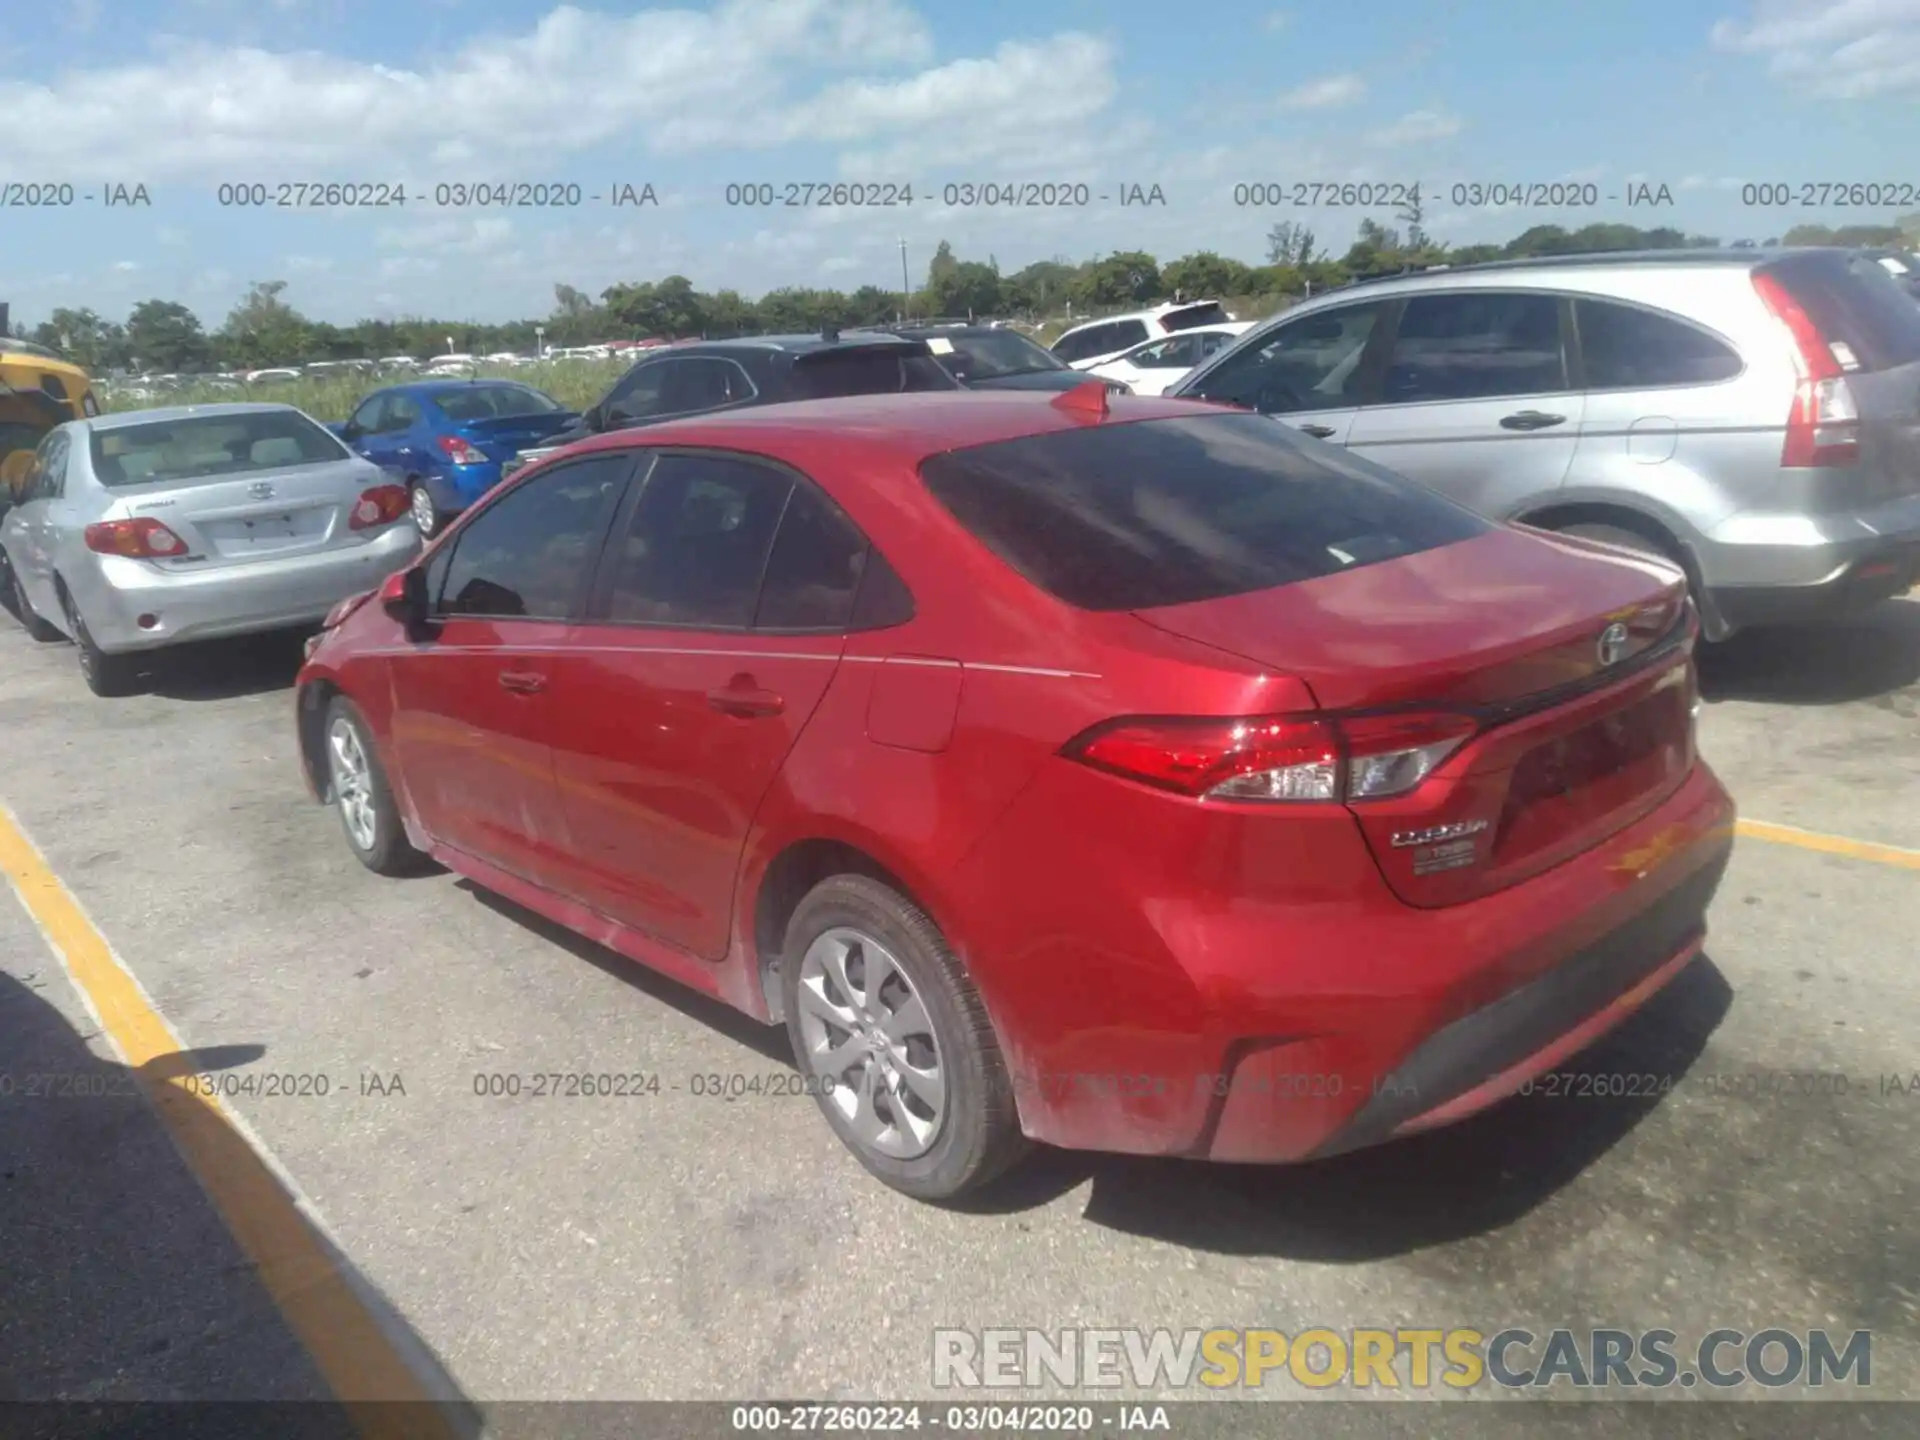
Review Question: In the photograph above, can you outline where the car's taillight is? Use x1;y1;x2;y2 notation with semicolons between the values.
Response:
1752;270;1860;467
1064;710;1479;803
83;517;188;558
437;434;489;465
350;484;409;530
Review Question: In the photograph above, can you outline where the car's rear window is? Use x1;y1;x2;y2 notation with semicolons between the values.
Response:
89;410;348;486
917;412;1490;611
789;347;957;399
1761;251;1920;372
435;384;561;420
1161;302;1231;332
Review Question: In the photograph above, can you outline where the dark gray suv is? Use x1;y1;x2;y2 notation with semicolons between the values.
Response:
1172;249;1920;639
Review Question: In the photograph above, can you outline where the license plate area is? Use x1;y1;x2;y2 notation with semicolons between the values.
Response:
1494;680;1692;859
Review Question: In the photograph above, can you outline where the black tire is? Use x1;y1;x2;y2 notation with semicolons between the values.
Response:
322;694;429;876
60;586;140;695
1556;521;1677;563
8;557;62;642
407;481;440;538
782;874;1027;1201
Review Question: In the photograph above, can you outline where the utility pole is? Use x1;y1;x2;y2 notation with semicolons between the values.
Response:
900;239;910;320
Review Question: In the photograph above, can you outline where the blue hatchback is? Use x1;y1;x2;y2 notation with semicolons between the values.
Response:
331;380;580;537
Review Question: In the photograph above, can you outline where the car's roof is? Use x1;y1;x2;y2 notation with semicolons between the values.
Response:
1310;247;1825;300
662;331;928;356
85;402;304;430
560;388;1209;470
380;377;545;395
1057;300;1227;336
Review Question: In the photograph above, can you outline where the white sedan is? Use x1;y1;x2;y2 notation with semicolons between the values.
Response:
1085;324;1254;396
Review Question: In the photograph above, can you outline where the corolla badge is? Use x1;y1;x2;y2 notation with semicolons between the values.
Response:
248;480;275;499
1596;621;1631;666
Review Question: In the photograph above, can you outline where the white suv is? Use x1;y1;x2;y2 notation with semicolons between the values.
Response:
1050;300;1235;370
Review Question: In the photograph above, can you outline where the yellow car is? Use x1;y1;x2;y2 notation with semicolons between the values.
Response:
1;341;100;504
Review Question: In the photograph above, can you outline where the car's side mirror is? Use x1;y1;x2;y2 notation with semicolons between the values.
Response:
340;421;364;442
581;403;604;432
378;567;432;631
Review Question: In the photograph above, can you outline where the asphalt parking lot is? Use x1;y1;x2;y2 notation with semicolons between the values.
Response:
2;593;1917;1436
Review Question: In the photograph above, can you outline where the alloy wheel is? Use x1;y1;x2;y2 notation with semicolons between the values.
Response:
409;484;437;537
327;716;379;851
794;926;947;1160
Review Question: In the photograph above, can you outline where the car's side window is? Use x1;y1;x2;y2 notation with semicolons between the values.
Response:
1054;324;1123;365
383;395;422;432
753;484;871;631
598;452;792;629
1183;301;1385;414
1573;299;1744;390
42;434;70;499
435;455;629;620
1110;320;1150;351
603;361;675;425
660;358;757;416
1380;291;1569;404
347;396;386;434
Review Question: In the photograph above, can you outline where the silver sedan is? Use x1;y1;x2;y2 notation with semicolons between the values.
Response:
0;403;421;695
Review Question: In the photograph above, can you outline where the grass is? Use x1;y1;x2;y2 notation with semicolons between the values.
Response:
94;360;632;422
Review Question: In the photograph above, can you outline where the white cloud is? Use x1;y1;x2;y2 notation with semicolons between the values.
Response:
1265;10;1292;31
113;261;140;271
1711;0;1920;98
1277;73;1366;110
1365;108;1464;146
0;0;938;179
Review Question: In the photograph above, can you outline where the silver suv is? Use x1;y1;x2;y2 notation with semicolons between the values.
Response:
1171;249;1920;639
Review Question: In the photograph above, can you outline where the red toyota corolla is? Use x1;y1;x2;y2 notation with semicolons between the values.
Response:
295;385;1735;1200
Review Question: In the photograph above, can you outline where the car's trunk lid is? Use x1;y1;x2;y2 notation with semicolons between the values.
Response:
1134;527;1698;906
454;411;580;461
111;457;388;567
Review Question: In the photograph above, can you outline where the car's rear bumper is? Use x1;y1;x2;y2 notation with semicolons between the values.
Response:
74;523;421;653
1699;490;1920;627
953;758;1736;1164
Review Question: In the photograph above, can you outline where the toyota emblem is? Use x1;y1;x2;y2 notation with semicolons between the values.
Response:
1596;621;1630;666
248;480;275;499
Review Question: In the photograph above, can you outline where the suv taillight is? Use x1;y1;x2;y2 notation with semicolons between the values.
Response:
83;517;188;558
1064;711;1479;802
1752;270;1860;467
350;484;410;530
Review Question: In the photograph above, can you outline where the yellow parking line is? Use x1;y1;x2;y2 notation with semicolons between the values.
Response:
1737;817;1920;871
0;801;465;1439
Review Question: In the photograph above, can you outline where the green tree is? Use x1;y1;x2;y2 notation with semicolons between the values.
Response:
220;281;311;369
31;307;127;371
1162;252;1254;299
927;259;1002;318
1266;221;1317;267
1074;251;1162;307
126;299;212;373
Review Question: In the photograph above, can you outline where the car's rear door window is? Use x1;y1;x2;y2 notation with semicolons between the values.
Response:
919;412;1490;611
788;346;955;398
597;453;791;628
1760;250;1920;372
1381;291;1569;403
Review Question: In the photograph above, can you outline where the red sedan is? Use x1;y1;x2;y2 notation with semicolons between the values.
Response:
294;385;1735;1200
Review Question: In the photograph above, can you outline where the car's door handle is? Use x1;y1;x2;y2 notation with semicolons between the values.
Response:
498;670;547;694
1499;410;1567;431
707;683;785;718
1297;423;1337;438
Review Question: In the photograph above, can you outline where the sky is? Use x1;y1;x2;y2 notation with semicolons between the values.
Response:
3;0;1919;328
